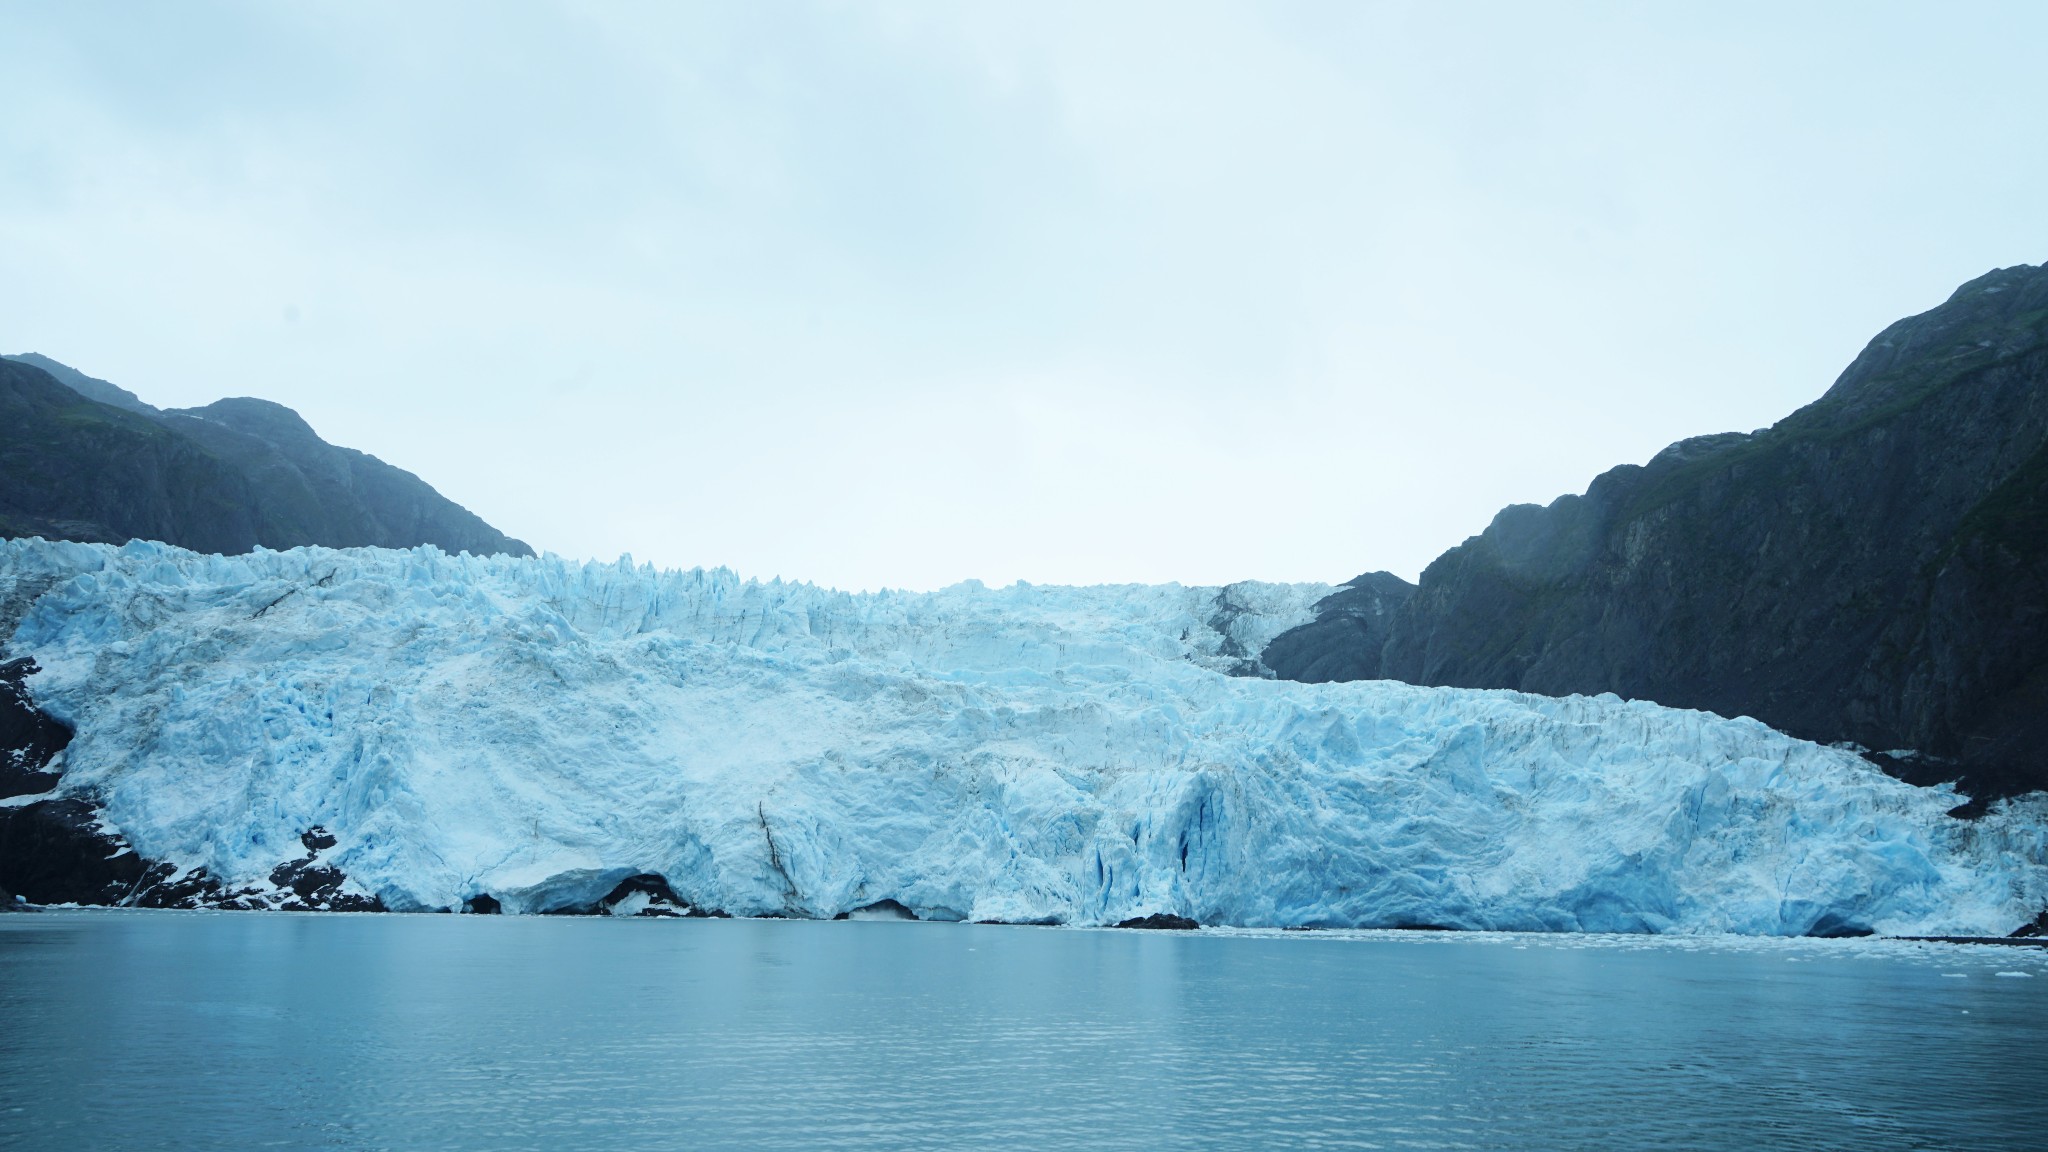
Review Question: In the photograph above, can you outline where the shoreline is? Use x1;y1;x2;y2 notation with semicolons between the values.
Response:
9;902;2048;954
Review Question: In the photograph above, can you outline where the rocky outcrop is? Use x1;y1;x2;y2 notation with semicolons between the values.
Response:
1260;572;1416;683
0;354;532;558
0;797;390;911
0;654;388;909
1263;263;2048;802
1;658;66;800
0;797;157;906
262;828;385;912
0;657;136;906
1115;913;1201;930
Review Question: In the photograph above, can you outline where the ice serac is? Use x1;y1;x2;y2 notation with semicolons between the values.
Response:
2;538;2044;934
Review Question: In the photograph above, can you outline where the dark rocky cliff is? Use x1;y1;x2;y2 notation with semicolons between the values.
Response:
1258;572;1415;683
1264;263;2048;802
0;355;532;558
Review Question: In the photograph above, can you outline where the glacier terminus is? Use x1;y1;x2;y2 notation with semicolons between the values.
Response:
3;537;2044;936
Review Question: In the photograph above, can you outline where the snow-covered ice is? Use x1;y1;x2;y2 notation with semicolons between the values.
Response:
4;537;2045;934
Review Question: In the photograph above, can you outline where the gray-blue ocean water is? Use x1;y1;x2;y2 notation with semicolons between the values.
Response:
1;913;2044;1151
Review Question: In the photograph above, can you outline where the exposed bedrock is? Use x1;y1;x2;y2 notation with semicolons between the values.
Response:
1258;572;1415;685
265;828;385;912
1262;263;2048;804
0;658;66;800
0;797;149;906
1116;913;1201;930
0;656;139;906
0;660;387;910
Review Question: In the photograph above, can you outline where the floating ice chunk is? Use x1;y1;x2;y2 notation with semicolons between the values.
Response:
605;890;652;917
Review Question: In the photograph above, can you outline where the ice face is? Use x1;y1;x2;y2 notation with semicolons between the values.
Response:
4;537;2044;934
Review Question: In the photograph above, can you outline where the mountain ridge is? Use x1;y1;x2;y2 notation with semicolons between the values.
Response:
0;353;532;558
1262;262;2048;803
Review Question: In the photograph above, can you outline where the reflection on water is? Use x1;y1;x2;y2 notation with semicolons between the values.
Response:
1;912;2044;1150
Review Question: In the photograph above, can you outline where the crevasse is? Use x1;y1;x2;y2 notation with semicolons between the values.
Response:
4;537;2044;933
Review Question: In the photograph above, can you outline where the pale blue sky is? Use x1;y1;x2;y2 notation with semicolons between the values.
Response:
4;2;2045;589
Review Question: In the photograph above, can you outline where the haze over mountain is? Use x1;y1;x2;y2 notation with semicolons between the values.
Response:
0;354;530;558
1263;263;2048;804
10;5;2047;592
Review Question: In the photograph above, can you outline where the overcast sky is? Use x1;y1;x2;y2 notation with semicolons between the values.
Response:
4;3;2045;590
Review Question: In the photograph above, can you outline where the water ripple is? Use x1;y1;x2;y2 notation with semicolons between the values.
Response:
1;913;2043;1151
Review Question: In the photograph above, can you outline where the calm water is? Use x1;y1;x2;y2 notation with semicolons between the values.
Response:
1;913;2044;1151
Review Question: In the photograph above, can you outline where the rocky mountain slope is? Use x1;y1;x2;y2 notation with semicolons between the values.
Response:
0;354;532;558
1263;263;2048;803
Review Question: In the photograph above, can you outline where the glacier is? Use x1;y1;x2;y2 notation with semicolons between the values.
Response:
2;536;2044;934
